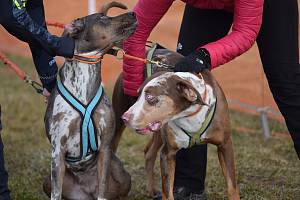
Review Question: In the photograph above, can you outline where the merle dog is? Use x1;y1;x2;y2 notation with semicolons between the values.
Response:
43;2;137;200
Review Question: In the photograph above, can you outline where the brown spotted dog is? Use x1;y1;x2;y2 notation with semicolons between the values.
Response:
121;69;240;200
43;2;136;200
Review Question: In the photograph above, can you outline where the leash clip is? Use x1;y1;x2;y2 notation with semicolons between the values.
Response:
111;47;175;69
24;76;43;94
113;48;126;60
149;60;175;69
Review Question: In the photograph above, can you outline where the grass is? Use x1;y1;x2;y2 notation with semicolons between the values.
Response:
0;55;299;200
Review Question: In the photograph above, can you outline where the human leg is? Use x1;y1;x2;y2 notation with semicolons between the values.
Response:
257;0;300;158
0;106;10;200
175;4;234;195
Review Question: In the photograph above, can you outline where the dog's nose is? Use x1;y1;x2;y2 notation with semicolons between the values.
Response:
122;112;133;124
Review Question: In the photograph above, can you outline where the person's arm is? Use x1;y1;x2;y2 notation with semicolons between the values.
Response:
202;0;264;68
175;0;264;73
123;0;174;96
12;0;74;58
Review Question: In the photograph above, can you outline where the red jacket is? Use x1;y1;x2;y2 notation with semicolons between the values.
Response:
123;0;264;96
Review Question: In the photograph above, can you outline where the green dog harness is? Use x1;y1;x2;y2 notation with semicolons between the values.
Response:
145;42;158;78
179;98;217;148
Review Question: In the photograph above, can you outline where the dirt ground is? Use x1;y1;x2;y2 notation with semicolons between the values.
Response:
0;0;299;119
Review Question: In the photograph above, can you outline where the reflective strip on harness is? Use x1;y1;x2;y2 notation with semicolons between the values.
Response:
12;0;26;9
57;80;103;163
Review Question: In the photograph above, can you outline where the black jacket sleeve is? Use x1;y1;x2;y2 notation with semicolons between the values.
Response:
12;0;74;58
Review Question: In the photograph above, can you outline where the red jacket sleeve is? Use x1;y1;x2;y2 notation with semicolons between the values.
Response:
202;0;264;68
123;0;174;96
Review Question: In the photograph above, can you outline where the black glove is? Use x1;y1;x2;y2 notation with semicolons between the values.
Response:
56;37;75;58
174;48;211;73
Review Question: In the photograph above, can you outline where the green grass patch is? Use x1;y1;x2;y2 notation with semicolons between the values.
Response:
0;55;299;199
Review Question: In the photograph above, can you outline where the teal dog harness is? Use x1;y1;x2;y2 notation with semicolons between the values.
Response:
57;80;103;163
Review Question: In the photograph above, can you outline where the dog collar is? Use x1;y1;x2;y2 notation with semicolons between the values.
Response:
72;54;103;64
177;97;217;148
70;43;116;64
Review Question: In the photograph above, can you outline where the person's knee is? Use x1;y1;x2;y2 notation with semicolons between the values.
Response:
264;63;300;80
264;63;300;97
269;81;300;105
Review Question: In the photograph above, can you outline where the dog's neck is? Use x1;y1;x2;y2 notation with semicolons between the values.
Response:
169;73;216;142
172;84;216;133
60;50;102;105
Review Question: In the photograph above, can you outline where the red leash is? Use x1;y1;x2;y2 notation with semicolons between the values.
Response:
0;21;64;95
0;52;43;94
114;48;175;69
0;20;66;95
0;52;26;80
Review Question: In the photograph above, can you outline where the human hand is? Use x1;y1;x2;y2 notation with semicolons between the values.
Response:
56;37;75;58
43;88;51;104
174;48;211;73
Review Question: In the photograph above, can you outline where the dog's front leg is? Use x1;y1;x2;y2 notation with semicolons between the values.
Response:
97;145;111;199
144;132;163;197
160;144;176;200
51;136;66;200
217;137;240;200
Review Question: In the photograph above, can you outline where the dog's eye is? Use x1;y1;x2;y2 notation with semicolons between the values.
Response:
145;93;158;106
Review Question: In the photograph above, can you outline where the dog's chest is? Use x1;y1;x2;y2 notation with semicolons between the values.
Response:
167;122;190;148
168;121;210;149
167;82;217;149
49;94;110;160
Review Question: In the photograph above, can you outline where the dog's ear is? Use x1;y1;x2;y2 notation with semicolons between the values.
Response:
174;76;206;104
99;1;127;15
62;18;85;38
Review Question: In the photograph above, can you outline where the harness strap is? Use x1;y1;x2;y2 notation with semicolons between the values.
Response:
57;80;103;162
145;43;171;79
179;97;217;148
146;43;158;78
